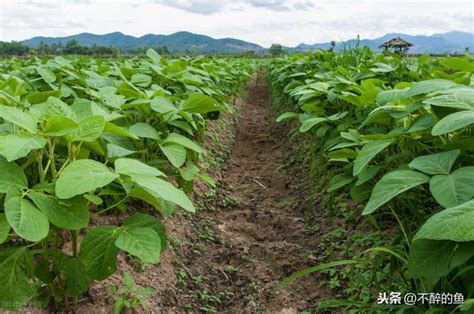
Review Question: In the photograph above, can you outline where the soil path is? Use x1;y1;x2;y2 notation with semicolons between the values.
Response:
169;74;325;312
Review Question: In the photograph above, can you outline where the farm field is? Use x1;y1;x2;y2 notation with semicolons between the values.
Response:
0;48;473;313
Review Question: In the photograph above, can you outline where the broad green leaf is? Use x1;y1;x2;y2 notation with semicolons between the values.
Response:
36;66;56;83
104;121;138;140
376;88;409;105
0;104;37;133
128;186;163;211
160;143;186;168
129;122;160;139
0;158;27;193
429;166;474;208
106;143;135;158
353;139;394;176
424;87;474;111
146;48;161;64
406;79;458;97
27;90;62;105
0;134;46;162
131;73;151;87
115;227;161;264
276;112;299;122
42;116;79;136
131;175;195;212
79;225;119;281
0;247;35;309
123;213;167;251
163;133;205;154
356;165;380;186
69;115;105;142
115;158;165;177
29;191;89;230
0;213;10;244
150;97;176;114
408;240;455;278
431;111;474;136
409;149;460;175
327;174;354;193
299;117;326;132
363;170;430;215
440;57;474;72
182;94;224;114
414;199;474;241
56;159;119;199
4;192;49;242
30;97;77;120
61;257;91;296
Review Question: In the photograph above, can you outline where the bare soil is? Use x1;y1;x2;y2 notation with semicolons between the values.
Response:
76;74;334;313
155;74;333;313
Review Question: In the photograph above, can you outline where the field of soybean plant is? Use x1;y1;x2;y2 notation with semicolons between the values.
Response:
0;47;473;313
269;49;474;312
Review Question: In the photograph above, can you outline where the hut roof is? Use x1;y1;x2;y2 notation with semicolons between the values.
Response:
379;36;413;49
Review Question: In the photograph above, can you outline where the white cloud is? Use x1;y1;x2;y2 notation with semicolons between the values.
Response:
0;0;472;47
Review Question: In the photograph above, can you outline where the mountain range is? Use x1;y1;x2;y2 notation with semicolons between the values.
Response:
22;31;473;54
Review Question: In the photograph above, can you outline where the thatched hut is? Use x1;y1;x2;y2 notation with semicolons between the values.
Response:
379;37;413;54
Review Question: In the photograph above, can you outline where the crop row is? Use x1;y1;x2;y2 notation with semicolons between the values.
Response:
0;50;252;310
268;49;474;311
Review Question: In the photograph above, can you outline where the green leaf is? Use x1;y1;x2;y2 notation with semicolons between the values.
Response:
0;158;28;193
299;117;326;132
0;213;10;244
409;149;460;175
79;226;119;281
56;159;119;199
115;158;165;177
150;97;176;114
29;191;89;230
276;112;299;122
30;97;77;120
69;115;105;142
376;88;409;105
327;174;354;193
61;257;92;296
146;48;161;64
408;240;455;278
27;90;62;105
0;104;38;133
123;213;167;251
163;133;205;154
0;134;46;162
440;57;474;72
160;143;186;168
424;87;474;111
431;111;474;136
406;79;458;97
356;165;380;186
115;227;161;264
42;116;79;136
129;123;160;139
131;175;195;212
353;139;394;176
182;94;224;114
363;170;429;215
103;122;138;140
429;166;474;208
36;66;56;83
414;199;474;242
0;247;35;309
4;191;49;242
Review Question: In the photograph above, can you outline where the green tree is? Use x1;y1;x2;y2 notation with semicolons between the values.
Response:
268;44;284;57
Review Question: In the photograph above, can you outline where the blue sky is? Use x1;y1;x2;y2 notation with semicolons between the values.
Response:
0;0;472;47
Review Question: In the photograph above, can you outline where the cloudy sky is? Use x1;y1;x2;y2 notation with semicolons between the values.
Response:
0;0;472;47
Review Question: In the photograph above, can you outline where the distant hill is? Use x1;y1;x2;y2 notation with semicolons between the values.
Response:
294;31;474;54
22;31;264;54
21;31;473;54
